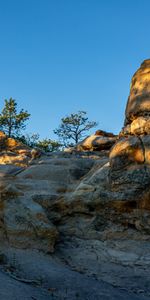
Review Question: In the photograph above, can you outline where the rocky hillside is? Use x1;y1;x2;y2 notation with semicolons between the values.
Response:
0;60;150;299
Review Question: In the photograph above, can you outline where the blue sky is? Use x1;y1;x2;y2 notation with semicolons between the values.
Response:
0;0;150;139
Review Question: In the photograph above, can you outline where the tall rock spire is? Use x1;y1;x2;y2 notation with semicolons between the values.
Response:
125;59;150;126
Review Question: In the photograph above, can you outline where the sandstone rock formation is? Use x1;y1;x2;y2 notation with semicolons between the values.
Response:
110;60;150;216
125;59;150;124
0;60;150;299
75;130;117;151
0;131;32;166
0;60;149;244
122;59;150;135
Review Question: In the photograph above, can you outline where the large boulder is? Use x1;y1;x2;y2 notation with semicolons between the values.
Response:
110;136;145;168
125;59;150;125
108;60;150;216
0;132;39;166
75;131;117;151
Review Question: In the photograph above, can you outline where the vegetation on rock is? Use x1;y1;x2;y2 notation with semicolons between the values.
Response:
54;111;98;146
0;98;30;137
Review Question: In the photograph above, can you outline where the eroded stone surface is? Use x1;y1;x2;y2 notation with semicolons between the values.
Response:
75;131;117;151
0;60;150;298
125;59;150;125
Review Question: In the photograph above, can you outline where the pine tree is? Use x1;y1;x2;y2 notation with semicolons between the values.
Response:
0;98;30;137
54;111;98;147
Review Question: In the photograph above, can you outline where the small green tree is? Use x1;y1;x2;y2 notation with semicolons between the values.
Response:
17;133;61;152
36;138;61;152
54;111;98;146
18;133;40;147
0;98;30;137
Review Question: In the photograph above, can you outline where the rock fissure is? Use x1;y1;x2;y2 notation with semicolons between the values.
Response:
138;136;146;163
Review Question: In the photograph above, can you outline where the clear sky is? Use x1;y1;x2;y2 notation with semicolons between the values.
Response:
0;0;150;139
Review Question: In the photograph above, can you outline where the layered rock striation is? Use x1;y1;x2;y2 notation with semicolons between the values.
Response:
0;60;150;266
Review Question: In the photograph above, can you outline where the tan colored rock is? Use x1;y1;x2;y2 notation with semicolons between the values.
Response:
0;131;6;138
94;129;116;137
76;134;116;151
109;136;144;169
122;117;150;136
0;152;29;167
6;137;30;152
144;119;150;134
31;148;41;160
0;131;7;151
141;135;150;163
0;132;32;166
119;124;131;137
125;59;150;125
130;117;147;135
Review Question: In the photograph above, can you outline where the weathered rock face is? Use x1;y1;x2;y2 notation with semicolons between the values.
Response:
0;156;97;252
0;129;111;252
0;60;150;277
57;60;150;241
121;59;150;139
75;130;117;151
0;131;32;166
107;60;150;231
125;59;150;125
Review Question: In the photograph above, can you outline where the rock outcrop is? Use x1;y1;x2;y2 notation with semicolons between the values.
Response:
0;156;96;252
0;60;150;251
110;60;150;215
122;59;150;135
75;130;117;151
125;59;150;124
0;132;32;166
1;58;150;251
0;60;150;299
68;60;150;239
